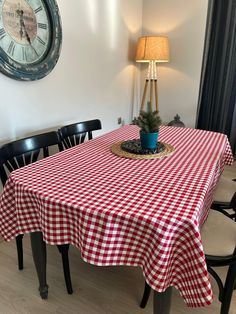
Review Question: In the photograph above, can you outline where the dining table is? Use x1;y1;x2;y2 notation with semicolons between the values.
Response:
0;125;234;314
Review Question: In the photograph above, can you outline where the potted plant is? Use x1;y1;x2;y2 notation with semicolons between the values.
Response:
133;102;162;150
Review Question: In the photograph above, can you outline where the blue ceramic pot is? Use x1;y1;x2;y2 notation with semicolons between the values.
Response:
140;131;159;150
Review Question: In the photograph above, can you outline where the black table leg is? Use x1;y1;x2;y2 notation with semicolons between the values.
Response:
30;231;48;299
153;287;172;314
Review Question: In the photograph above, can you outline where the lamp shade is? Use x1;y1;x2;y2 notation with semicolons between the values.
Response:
136;36;169;63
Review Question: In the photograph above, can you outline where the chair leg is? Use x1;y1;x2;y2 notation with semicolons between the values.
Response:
140;282;151;308
220;264;236;314
57;244;73;294
15;234;24;270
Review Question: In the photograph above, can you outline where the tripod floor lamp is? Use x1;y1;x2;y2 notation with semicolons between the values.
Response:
136;36;170;112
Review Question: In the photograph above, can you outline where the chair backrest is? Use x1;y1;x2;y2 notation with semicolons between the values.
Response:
58;119;102;149
0;131;61;187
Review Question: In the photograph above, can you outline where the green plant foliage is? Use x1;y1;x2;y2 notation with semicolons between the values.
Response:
132;102;162;133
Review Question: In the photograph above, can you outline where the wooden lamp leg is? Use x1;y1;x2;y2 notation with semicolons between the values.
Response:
141;79;149;110
150;79;153;110
141;78;158;112
154;79;158;111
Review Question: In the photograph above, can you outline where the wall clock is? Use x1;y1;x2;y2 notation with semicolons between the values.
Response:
0;0;62;81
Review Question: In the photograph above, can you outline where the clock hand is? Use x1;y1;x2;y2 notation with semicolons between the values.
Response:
22;23;39;57
16;9;39;57
19;27;23;40
16;9;31;43
16;9;24;39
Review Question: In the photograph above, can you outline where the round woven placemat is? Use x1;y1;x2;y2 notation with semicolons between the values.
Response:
111;141;175;160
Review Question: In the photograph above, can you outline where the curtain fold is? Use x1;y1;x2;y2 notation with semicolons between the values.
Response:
196;0;236;157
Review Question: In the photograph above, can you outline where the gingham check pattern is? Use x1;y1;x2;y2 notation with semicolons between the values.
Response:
0;126;233;307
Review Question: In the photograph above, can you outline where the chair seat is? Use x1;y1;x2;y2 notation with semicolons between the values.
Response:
213;176;236;204
201;210;236;256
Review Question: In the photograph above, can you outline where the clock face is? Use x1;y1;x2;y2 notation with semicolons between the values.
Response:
0;0;51;64
0;0;62;81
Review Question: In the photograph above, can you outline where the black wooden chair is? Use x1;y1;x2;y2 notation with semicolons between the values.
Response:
56;119;102;293
58;119;102;150
0;131;73;294
212;176;236;220
140;210;236;314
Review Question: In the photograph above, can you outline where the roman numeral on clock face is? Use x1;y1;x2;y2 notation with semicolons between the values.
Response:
0;28;6;37
22;47;27;61
7;41;15;56
37;36;46;46
34;6;42;14
38;23;47;30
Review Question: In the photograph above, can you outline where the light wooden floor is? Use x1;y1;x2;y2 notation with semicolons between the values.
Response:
0;164;235;314
0;236;235;314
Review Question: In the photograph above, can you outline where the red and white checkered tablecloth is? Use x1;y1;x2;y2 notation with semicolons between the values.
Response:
0;125;233;307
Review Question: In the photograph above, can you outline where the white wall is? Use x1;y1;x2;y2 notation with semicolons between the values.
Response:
141;0;208;127
0;0;208;140
0;0;142;143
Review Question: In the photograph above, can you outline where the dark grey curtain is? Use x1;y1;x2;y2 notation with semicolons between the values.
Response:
196;0;236;157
